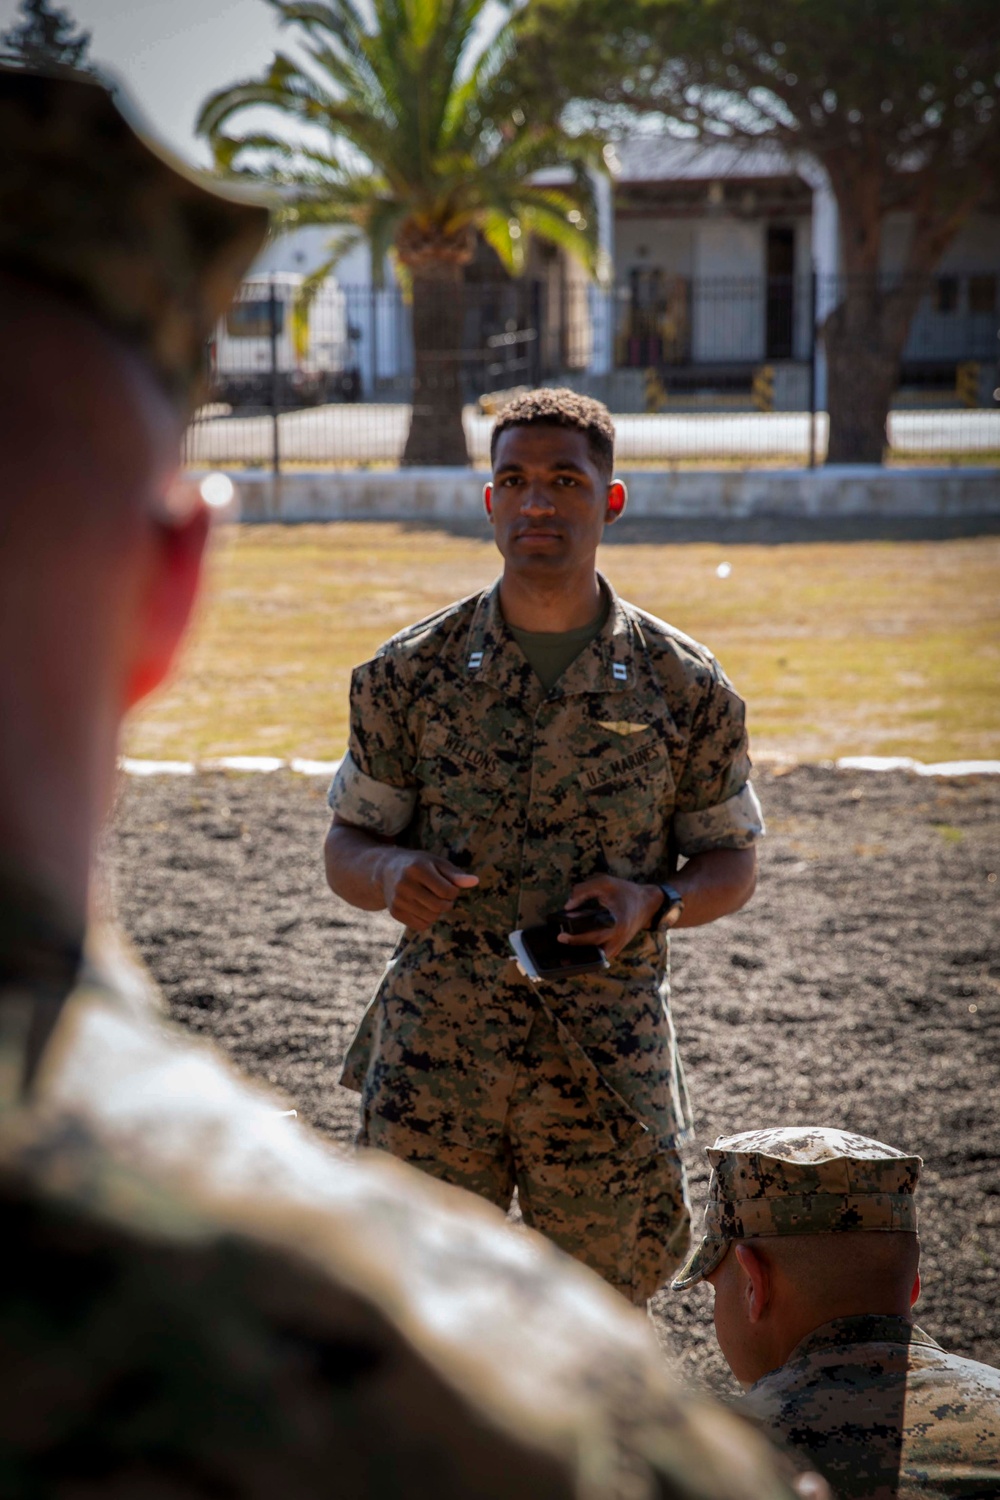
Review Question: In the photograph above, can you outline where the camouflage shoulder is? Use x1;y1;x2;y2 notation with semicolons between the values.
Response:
0;1116;573;1497
623;600;725;686
373;591;485;666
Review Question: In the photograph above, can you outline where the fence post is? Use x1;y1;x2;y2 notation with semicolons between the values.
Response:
807;265;818;469
369;285;378;400
268;275;281;477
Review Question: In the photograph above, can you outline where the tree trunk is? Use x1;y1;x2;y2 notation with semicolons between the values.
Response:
402;265;469;467
823;273;931;465
820;150;974;466
824;285;899;464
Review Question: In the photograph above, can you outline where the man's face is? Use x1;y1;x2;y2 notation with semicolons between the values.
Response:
486;423;620;578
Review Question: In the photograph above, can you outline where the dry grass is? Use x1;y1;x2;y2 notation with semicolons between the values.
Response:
126;525;1000;764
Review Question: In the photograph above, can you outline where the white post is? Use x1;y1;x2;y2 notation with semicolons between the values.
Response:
587;164;615;376
795;154;840;409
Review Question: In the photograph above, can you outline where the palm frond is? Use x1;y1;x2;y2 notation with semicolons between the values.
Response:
197;0;603;284
197;52;336;139
440;22;515;148
517;200;599;275
268;0;362;43
366;197;407;285
480;206;525;274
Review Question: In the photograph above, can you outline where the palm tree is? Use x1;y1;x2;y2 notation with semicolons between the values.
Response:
198;0;602;466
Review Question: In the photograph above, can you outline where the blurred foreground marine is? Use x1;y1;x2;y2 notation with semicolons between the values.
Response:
0;63;797;1499
674;1125;1000;1498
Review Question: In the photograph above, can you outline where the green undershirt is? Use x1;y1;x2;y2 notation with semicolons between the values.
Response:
508;591;611;694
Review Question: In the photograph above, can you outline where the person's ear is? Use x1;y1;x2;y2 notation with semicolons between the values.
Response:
123;500;211;709
735;1243;770;1324
910;1270;921;1309
483;482;493;521
605;479;627;524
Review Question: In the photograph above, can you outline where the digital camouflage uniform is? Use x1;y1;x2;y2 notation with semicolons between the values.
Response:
743;1315;1000;1500
329;578;763;1301
673;1126;1000;1498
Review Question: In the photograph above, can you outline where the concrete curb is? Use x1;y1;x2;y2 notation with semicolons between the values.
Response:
199;466;1000;524
120;756;1000;778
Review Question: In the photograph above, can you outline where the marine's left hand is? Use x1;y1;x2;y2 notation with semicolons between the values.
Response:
559;875;661;962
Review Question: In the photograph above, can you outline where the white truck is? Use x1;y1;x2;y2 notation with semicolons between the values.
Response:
209;273;360;408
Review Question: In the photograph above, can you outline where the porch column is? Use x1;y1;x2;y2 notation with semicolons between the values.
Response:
587;165;615;376
796;154;840;409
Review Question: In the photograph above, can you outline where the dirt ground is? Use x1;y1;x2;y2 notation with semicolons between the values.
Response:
107;764;999;1395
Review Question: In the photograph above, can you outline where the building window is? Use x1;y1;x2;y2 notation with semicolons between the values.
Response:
969;274;997;314
933;276;959;314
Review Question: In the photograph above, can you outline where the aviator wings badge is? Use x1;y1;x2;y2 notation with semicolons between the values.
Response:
596;720;653;737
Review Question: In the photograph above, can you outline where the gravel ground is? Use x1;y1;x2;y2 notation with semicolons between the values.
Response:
107;764;1000;1395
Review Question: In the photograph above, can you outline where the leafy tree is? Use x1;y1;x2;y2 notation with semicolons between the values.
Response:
198;0;601;466
0;0;92;70
516;0;1000;463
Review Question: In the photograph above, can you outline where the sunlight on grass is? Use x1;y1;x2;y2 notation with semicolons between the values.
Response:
127;525;1000;764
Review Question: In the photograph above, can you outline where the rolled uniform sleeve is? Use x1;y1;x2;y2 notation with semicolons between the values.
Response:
672;657;765;856
327;652;418;838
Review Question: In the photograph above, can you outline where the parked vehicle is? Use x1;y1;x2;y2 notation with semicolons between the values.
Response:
208;274;361;409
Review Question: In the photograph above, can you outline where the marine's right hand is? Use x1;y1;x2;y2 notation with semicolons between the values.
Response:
379;850;479;930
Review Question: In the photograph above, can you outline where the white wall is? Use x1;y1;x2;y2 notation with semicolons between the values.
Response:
694;218;765;279
692;219;765;360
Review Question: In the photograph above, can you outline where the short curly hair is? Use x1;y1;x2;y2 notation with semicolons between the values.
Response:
490;387;615;480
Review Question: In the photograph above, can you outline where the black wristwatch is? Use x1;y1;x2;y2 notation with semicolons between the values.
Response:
648;883;684;933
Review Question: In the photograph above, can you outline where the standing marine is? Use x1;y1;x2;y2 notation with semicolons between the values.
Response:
326;387;764;1302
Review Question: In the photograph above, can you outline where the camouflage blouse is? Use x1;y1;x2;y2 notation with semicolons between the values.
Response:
329;576;763;1153
740;1313;1000;1498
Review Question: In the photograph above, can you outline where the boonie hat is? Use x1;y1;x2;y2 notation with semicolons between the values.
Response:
0;63;269;408
672;1125;922;1290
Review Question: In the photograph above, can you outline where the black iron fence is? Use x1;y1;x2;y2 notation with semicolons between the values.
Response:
185;272;1000;471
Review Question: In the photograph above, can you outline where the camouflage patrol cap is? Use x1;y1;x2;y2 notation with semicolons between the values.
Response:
0;64;269;408
672;1126;922;1290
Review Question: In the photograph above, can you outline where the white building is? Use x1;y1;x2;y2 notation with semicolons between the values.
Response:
242;139;1000;407
602;137;999;405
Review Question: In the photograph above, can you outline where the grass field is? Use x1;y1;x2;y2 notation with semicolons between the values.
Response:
126;524;1000;764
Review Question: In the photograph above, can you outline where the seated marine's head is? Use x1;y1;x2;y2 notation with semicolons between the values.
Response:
673;1125;922;1387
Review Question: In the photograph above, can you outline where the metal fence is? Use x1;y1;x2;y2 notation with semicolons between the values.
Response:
185;272;1000;471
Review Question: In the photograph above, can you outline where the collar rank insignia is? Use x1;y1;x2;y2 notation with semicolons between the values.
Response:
597;720;652;737
612;662;628;681
468;651;484;670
